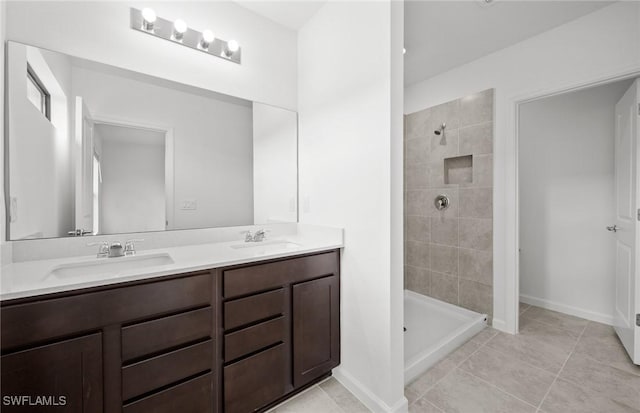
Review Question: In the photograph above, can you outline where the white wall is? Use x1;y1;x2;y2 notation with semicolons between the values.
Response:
519;80;632;324
6;43;73;239
252;102;297;224
298;1;406;411
100;136;166;234
71;64;254;230
404;2;640;333
5;1;297;111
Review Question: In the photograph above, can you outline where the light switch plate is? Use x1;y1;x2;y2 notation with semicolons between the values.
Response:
180;199;197;210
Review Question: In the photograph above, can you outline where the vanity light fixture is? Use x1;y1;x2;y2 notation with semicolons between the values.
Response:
130;8;242;64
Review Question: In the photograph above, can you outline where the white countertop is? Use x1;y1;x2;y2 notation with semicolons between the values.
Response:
0;225;343;301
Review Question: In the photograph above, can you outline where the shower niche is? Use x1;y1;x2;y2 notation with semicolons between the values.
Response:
444;154;473;185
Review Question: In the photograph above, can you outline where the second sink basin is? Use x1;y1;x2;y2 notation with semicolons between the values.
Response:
48;253;175;280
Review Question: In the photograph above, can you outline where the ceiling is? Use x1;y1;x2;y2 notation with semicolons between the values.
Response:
232;0;326;31
404;0;614;86
96;124;165;146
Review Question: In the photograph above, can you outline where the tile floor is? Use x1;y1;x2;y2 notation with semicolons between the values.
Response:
407;304;640;413
273;305;640;413
268;377;369;413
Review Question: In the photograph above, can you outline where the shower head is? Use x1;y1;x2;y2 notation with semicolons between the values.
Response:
434;123;446;136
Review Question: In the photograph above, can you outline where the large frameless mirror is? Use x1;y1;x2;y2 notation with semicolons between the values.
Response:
5;41;298;240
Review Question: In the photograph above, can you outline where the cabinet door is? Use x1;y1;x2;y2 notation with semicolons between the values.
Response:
1;333;103;413
292;275;340;388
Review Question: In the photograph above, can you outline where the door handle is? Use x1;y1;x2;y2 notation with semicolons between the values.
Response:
606;225;619;232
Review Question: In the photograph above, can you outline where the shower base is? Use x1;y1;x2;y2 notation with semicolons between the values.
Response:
404;290;487;384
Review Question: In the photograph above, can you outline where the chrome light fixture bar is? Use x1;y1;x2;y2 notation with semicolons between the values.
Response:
130;8;242;64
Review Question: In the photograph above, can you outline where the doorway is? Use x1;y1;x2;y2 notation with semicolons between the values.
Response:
517;77;639;364
92;121;173;234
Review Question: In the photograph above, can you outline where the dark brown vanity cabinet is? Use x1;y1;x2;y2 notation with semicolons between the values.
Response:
0;249;340;413
222;250;341;413
1;333;103;412
1;272;216;413
292;274;340;388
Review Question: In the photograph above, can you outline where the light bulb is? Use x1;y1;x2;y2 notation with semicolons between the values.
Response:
200;30;215;50
173;19;187;41
403;47;406;55
224;40;239;57
141;8;156;31
227;40;239;53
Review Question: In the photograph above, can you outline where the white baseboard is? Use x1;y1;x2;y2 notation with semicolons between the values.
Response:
519;294;614;325
332;368;408;413
490;318;510;333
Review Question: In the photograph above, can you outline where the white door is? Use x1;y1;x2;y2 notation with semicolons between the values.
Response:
74;97;95;235
614;79;639;365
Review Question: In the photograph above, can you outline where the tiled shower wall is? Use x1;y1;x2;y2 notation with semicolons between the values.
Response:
404;89;494;319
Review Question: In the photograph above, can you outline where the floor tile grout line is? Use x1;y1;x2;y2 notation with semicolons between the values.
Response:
458;368;540;410
411;329;498;405
534;321;588;412
520;312;587;336
469;339;563;384
517;316;583;353
316;384;350;413
519;304;531;316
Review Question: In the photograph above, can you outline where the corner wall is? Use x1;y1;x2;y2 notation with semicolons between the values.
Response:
298;1;406;411
404;1;640;333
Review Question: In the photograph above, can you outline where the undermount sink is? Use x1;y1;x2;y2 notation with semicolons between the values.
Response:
47;253;175;280
229;240;300;250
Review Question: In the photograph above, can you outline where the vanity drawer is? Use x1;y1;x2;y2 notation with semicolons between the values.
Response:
223;251;339;298
123;372;213;413
1;273;212;351
225;316;285;361
122;340;213;401
224;288;285;330
122;307;212;362
224;343;286;413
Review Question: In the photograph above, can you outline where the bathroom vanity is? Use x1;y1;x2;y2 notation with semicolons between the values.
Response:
0;246;341;413
1;33;341;413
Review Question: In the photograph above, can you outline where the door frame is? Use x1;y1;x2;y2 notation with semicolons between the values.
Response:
90;114;175;231
508;68;640;334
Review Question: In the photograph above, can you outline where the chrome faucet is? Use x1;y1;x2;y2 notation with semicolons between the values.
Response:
108;242;124;258
124;239;144;256
253;229;267;242
69;229;92;237
88;241;110;258
244;229;268;242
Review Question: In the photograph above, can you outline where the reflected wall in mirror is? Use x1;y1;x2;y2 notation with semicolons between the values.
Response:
6;41;298;240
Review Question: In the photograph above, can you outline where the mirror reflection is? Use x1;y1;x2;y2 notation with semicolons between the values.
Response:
6;41;298;240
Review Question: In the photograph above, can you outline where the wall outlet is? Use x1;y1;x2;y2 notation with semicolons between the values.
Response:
10;197;17;223
180;199;197;210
